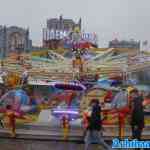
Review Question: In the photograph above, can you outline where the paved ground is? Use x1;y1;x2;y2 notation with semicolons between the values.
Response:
0;139;110;150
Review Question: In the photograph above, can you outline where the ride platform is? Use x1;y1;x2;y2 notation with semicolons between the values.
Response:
0;123;150;141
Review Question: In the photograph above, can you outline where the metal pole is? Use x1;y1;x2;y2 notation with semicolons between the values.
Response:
3;26;7;58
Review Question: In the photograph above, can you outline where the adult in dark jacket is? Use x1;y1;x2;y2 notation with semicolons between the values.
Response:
130;89;145;140
84;99;112;150
87;100;101;131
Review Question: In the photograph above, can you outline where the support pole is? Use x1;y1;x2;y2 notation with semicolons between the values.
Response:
118;113;125;139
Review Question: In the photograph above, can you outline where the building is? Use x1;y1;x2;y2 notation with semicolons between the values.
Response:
47;15;81;31
43;15;82;49
0;26;32;57
109;39;140;49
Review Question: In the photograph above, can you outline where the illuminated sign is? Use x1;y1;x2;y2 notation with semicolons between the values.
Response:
43;28;98;44
81;32;97;44
43;28;70;40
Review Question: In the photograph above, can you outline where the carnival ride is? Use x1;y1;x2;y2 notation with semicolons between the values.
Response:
0;47;150;139
0;75;87;135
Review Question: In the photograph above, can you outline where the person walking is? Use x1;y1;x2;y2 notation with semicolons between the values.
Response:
129;89;145;141
84;99;112;150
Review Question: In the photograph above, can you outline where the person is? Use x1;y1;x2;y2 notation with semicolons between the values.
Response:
21;69;29;85
84;99;112;150
129;89;145;141
1;70;7;84
0;114;4;128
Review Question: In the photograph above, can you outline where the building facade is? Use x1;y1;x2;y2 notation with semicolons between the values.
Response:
47;15;81;31
43;15;82;49
109;39;140;49
0;26;32;57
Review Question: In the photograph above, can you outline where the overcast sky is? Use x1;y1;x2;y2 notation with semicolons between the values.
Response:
0;0;150;47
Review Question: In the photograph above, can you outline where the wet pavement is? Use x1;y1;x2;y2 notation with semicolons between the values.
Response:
0;139;110;150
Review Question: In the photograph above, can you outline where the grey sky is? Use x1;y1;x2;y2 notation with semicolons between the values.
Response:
0;0;150;47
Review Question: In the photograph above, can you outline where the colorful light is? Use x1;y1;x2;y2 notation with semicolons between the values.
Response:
53;110;79;115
